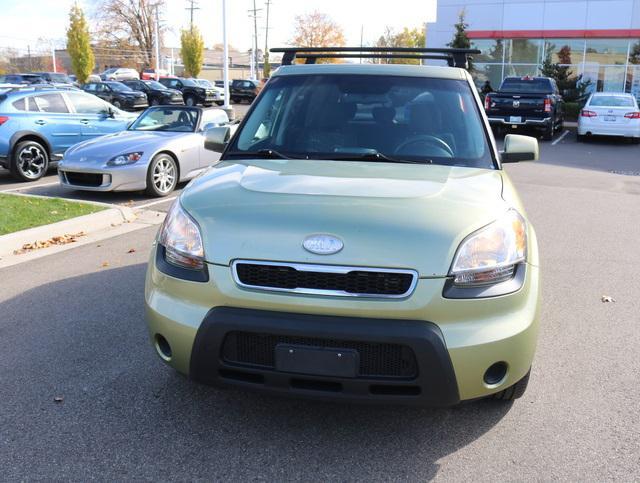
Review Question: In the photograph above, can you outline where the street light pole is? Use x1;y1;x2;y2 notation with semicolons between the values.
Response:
222;0;233;118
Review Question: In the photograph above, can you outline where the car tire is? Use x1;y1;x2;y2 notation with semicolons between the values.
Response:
10;139;49;182
542;123;554;141
185;96;196;107
113;100;122;109
491;369;530;401
151;98;160;106
231;96;240;104
146;153;178;197
577;133;585;142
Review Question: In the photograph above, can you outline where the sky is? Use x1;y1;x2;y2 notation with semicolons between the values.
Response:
0;0;437;54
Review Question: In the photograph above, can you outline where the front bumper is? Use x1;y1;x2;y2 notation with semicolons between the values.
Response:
58;161;148;192
145;243;541;405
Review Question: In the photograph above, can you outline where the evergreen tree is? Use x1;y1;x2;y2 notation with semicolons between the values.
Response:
66;4;95;84
180;27;204;78
447;10;472;70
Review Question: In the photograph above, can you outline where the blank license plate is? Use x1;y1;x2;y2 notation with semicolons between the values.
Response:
509;116;522;123
605;115;617;122
275;344;359;378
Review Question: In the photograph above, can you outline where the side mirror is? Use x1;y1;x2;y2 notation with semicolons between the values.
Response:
107;106;115;118
204;126;231;152
501;134;538;163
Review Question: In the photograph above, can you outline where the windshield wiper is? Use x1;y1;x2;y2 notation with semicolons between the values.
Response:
328;150;432;165
227;149;300;160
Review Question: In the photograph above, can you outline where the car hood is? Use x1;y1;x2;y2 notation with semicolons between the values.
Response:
181;159;509;277
64;130;181;159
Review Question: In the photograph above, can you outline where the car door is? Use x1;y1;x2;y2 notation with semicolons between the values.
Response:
27;93;82;156
64;91;131;139
96;83;114;103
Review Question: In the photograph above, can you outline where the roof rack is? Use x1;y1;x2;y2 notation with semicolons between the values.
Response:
271;47;480;69
2;84;79;93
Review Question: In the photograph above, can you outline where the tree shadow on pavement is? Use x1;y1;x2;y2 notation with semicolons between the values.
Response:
0;264;512;481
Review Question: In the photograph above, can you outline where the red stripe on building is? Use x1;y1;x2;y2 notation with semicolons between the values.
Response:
467;29;640;39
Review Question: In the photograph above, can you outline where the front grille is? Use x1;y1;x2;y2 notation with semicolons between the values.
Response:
222;331;418;378
234;262;415;297
63;171;104;187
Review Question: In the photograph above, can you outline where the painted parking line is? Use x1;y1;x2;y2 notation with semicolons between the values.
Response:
0;181;59;193
551;130;570;146
136;195;178;209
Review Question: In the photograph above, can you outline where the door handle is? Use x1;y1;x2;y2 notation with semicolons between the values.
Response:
80;119;90;124
34;119;46;125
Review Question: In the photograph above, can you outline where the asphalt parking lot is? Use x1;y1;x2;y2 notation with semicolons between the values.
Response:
1;129;639;479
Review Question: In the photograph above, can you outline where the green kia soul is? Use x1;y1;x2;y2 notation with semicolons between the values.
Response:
145;48;541;406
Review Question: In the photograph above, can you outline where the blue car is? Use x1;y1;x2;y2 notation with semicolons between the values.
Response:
0;87;136;181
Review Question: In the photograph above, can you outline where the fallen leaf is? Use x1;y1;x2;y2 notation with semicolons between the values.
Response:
601;295;616;303
54;396;63;403
101;261;110;268
50;210;58;215
13;232;86;255
127;248;136;253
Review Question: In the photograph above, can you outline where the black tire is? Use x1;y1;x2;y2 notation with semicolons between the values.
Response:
145;153;178;197
151;98;160;106
492;369;530;401
10;139;49;181
542;123;554;141
113;100;122;109
231;96;240;104
184;95;196;107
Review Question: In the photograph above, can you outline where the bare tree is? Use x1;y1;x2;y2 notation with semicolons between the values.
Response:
94;0;165;68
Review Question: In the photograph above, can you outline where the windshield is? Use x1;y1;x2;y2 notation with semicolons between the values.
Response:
129;107;199;132
107;82;132;92
181;78;198;87
145;80;167;90
49;73;71;83
196;79;212;87
227;74;494;168
589;95;635;107
500;78;552;93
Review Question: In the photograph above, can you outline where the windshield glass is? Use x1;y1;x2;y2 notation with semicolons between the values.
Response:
49;73;71;83
228;74;494;168
129;107;199;132
589;95;635;107
196;79;212;87
107;82;132;92
145;80;167;90
181;78;198;87
500;78;552;93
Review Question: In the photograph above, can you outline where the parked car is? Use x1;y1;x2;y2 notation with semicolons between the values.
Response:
230;78;260;103
144;49;541;406
0;73;45;85
99;67;140;81
577;92;640;143
194;78;225;105
141;68;169;80
121;79;184;106
59;106;230;196
32;72;75;88
82;81;148;111
484;76;564;140
0;87;135;181
214;80;224;88
158;77;219;106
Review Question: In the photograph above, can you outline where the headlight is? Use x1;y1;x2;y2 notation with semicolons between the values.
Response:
107;152;143;166
450;209;526;287
158;200;204;270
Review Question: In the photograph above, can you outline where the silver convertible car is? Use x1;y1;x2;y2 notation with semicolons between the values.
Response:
58;106;231;196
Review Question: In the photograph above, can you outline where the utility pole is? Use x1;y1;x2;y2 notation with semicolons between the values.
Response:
247;1;262;80
52;43;57;73
263;0;271;78
154;5;160;79
222;0;233;118
185;0;200;32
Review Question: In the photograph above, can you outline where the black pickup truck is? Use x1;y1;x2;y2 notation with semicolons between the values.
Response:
484;76;564;140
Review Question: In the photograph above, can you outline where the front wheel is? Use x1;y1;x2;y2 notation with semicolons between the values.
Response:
491;369;530;401
11;140;49;181
184;96;196;107
146;153;178;197
113;100;122;109
151;98;160;106
542;123;555;141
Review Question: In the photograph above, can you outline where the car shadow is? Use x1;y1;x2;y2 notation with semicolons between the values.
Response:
0;264;513;480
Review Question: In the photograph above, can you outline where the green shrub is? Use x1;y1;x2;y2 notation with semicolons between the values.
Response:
564;102;581;121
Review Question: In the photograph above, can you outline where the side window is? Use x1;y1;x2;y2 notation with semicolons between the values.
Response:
99;84;110;92
12;98;26;111
66;93;107;114
32;93;69;113
84;83;96;92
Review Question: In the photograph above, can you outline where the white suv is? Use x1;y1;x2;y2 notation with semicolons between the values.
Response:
100;68;140;81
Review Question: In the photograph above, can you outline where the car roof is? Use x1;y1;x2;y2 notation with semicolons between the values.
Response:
591;92;632;97
271;63;467;80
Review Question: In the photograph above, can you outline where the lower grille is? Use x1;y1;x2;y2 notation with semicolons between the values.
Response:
63;171;104;187
234;261;416;298
222;331;418;378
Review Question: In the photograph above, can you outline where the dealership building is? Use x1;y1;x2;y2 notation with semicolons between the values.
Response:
427;0;640;96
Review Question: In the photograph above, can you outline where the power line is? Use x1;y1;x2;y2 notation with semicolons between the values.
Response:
248;1;263;79
185;0;200;31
